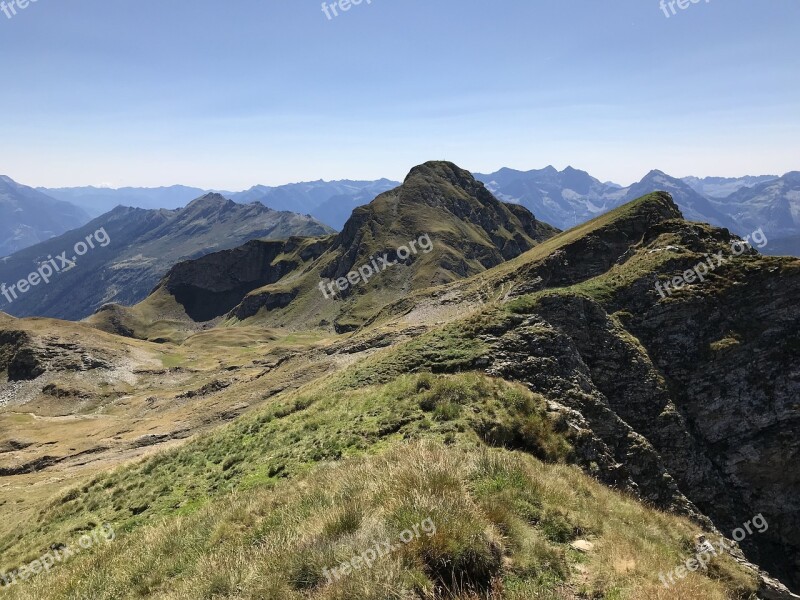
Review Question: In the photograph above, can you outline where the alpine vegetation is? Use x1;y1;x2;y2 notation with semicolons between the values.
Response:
654;226;768;298
318;233;433;299
0;524;115;588
322;517;436;583
660;514;769;588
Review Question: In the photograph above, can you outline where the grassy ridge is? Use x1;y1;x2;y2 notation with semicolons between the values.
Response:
0;373;568;572
2;441;757;599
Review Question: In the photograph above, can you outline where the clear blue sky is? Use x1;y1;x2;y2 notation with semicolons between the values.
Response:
0;0;797;188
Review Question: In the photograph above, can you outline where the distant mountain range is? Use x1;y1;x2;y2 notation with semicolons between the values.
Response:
476;167;800;256
41;179;400;228
228;179;399;228
41;185;210;216
0;176;91;257
0;194;332;320
474;166;615;231
5;167;799;264
682;175;779;198
719;172;800;239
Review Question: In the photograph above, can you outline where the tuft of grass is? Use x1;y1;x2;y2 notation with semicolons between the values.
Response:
709;335;741;353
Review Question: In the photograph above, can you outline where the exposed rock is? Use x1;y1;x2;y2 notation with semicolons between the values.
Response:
8;347;45;381
162;237;331;322
482;212;800;591
570;540;594;553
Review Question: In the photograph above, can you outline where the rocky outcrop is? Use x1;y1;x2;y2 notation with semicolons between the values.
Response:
0;329;112;382
0;330;42;381
480;211;800;592
486;312;707;520
622;260;800;591
158;236;332;322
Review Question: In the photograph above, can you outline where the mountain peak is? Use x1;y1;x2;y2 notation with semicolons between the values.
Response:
205;160;560;330
782;171;800;183
404;160;476;186
185;192;236;210
0;174;24;191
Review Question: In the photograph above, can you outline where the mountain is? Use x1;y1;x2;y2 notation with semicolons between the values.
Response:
476;167;800;256
767;234;800;257
228;178;399;228
0;194;333;321
682;175;779;198
475;166;617;230
713;172;800;256
475;166;742;233
2;172;799;598
92;161;559;339
40;180;400;228
604;169;744;232
40;185;211;216
0;176;91;257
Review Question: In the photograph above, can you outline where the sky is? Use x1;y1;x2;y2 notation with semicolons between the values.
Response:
0;0;798;189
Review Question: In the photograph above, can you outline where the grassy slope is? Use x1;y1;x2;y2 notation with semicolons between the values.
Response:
0;373;566;566
360;192;682;329
1;367;759;599
0;320;336;553
2;439;757;599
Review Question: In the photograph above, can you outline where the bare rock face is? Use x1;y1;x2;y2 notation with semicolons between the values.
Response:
158;236;332;322
7;346;46;381
0;331;44;381
622;263;800;591
481;214;800;592
486;311;708;522
0;328;115;383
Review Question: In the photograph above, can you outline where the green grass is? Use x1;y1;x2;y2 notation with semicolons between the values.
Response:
337;322;492;388
1;441;758;599
0;372;570;572
159;352;186;369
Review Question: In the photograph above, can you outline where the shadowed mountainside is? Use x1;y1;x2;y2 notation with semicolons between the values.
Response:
0;194;333;321
0;176;91;257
